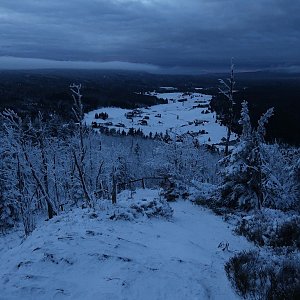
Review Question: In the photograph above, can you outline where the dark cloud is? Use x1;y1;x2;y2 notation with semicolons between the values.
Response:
0;0;299;73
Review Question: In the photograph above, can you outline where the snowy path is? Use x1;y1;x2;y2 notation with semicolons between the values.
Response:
0;201;251;300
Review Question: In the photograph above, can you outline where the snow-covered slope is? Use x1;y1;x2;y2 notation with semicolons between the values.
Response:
84;92;236;146
0;190;251;300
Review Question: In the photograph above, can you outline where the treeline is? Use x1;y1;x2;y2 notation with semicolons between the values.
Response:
0;70;167;120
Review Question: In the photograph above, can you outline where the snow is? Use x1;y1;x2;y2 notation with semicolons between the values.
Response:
84;92;237;146
0;226;24;258
159;87;177;91
0;189;251;300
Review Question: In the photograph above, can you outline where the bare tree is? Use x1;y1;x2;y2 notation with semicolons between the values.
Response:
1;109;57;231
219;59;235;156
70;83;93;208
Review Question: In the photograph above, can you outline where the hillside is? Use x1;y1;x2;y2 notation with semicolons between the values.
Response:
0;189;251;300
0;71;299;300
84;91;237;147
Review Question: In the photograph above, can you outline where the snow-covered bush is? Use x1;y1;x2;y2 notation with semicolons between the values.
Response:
190;182;218;204
260;143;300;211
225;250;300;300
236;209;300;249
160;178;194;202
107;189;173;221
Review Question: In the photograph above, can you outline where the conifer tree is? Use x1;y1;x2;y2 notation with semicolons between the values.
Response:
219;101;274;210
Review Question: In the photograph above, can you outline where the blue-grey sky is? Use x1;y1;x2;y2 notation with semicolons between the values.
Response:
0;0;299;73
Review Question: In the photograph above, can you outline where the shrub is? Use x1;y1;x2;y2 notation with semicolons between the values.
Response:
272;217;300;249
267;259;300;300
236;209;300;249
225;250;300;300
108;196;174;221
130;198;174;219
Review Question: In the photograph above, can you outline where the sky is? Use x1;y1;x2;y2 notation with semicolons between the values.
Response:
0;0;299;74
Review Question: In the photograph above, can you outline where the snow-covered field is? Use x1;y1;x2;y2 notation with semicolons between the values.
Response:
0;189;251;300
84;92;236;145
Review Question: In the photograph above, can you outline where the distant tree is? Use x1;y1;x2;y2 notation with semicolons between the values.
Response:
128;127;135;136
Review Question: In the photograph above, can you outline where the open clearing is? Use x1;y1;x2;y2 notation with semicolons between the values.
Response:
84;92;237;146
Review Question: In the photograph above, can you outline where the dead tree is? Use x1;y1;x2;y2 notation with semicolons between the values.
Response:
70;83;93;208
1;109;57;220
219;59;235;156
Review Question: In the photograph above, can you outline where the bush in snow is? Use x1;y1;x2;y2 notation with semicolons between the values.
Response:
108;190;173;221
130;197;173;219
225;250;300;300
236;209;300;249
160;179;192;202
260;143;300;212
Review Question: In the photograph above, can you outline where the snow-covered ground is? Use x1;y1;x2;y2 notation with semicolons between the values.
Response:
84;92;237;146
0;189;251;300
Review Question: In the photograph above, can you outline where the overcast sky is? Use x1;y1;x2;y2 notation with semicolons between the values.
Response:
0;0;299;73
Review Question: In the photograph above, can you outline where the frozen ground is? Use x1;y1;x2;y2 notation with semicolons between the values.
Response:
0;189;251;300
84;92;237;146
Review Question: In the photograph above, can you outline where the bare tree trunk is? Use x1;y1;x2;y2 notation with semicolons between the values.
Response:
73;150;93;207
219;59;235;156
23;149;56;219
39;138;49;197
70;83;94;208
17;155;34;235
53;153;60;209
112;175;117;204
224;121;232;156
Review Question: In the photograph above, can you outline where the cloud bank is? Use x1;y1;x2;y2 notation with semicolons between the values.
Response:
0;0;299;73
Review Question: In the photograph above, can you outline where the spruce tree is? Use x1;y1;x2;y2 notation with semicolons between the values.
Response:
219;101;274;210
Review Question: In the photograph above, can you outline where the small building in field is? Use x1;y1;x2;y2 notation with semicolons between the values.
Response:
138;119;148;126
